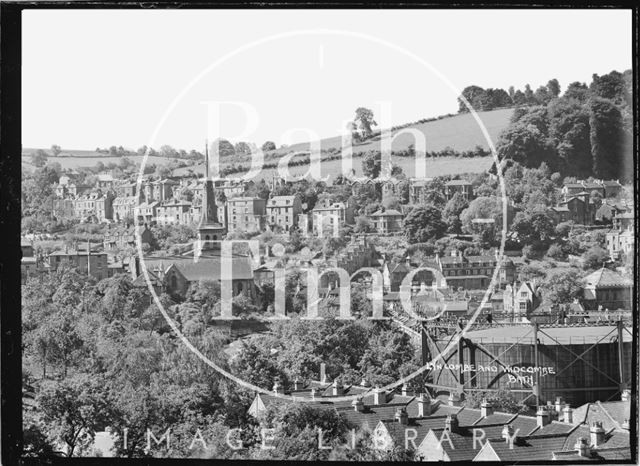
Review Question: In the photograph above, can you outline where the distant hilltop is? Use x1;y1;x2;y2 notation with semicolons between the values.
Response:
22;108;514;169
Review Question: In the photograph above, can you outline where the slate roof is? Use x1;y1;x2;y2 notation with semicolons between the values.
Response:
144;255;254;281
572;400;630;431
369;209;403;217
443;301;470;312
428;429;482;461
583;268;633;288
472;412;516;427
445;180;472;186
132;269;162;288
528;420;575;436
438;256;465;264
553;447;631;461
380;417;446;446
483;435;569;461
338;404;413;431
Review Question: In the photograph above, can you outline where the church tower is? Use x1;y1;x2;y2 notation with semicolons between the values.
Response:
197;141;227;251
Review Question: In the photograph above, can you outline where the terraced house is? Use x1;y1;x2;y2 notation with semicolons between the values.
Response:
434;250;515;290
226;197;266;233
266;195;302;232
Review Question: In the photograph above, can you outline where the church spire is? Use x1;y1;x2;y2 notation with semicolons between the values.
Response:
205;139;210;179
199;140;219;226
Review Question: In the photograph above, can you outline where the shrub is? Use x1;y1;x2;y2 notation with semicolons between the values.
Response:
546;243;566;260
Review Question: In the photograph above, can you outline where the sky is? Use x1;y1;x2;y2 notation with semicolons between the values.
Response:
22;9;632;152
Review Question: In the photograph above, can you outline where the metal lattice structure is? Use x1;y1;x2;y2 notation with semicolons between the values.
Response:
420;319;632;407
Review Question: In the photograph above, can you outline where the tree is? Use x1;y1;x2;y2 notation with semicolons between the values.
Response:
230;340;287;390
541;268;582;306
213;138;235;157
486;88;512;109
361;151;381;179
496;118;555;168
589;97;625;180
353;107;377;139
546;243;566;260
37;375;112;457
464;389;528;414
354;215;374;233
547;98;592;177
460;196;501;234
458;85;485;112
155;164;172;179
590;71;629;105
511;211;555;248
31;149;48;168
582;246;609;270
512;89;527;106
534;85;551;105
50;144;62;156
160;145;178;158
261;141;276;152
442;192;469;233
564;81;589;101
547;78;561;98
109;146;118;155
524;84;535;104
403;206;447;243
234;141;251;155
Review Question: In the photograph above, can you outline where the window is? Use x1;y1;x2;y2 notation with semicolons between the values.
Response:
520;292;528;298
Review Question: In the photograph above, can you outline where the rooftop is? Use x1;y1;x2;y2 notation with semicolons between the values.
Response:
463;324;632;345
583;267;633;288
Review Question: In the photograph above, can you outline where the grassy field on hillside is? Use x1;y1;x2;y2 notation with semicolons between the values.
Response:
174;155;494;181
21;153;182;171
272;107;514;155
23;108;511;177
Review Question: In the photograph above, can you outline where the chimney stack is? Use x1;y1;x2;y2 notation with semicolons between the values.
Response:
621;389;630;402
575;437;591;457
310;388;317;400
417;393;432;417
320;363;327;384
590;421;605;447
352;397;364;412
360;377;370;388
273;381;284;396
563;405;573;424
444;414;459;434
373;387;384;405
332;380;344;396
395;407;409;425
554;396;563;414
481;398;494;418
401;383;409;397
448;392;460;407
621;420;630;431
293;378;301;391
536;407;550;427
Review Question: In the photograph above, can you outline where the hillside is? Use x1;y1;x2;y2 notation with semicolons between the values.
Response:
278;107;514;155
23;107;513;178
